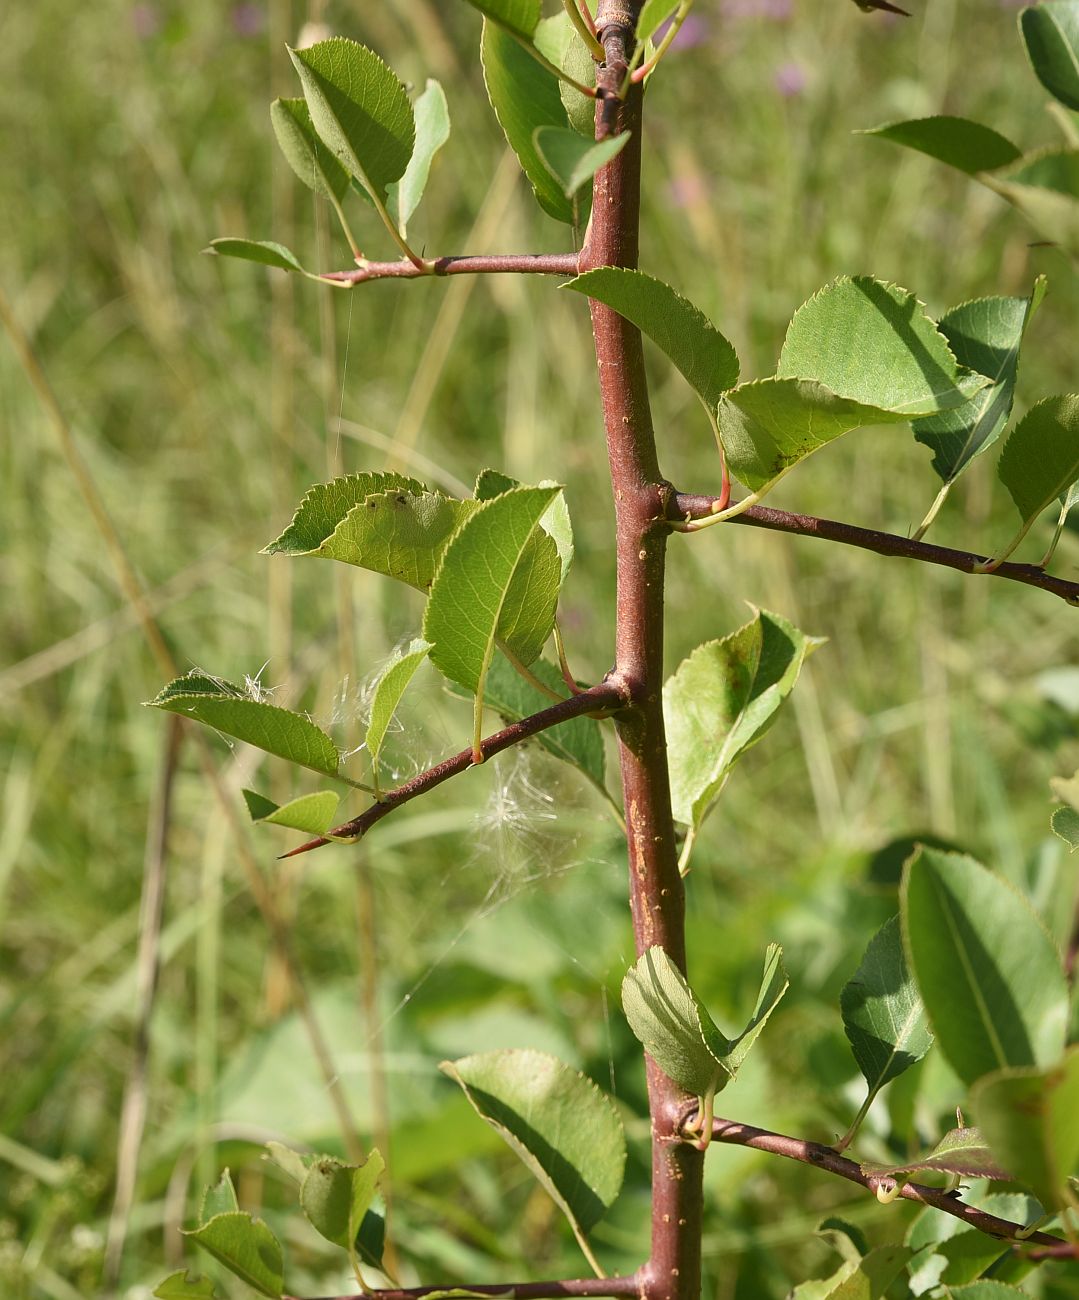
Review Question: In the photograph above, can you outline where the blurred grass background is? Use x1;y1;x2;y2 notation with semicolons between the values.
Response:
2;0;1078;1296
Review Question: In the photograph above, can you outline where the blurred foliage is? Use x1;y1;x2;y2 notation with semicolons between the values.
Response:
2;1;1078;1297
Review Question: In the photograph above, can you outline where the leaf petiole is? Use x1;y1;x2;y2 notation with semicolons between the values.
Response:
562;0;605;58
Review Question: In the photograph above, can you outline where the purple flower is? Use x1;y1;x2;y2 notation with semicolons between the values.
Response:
654;14;712;49
231;3;265;37
773;60;807;98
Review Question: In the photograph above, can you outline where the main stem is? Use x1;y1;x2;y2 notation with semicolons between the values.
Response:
585;9;703;1300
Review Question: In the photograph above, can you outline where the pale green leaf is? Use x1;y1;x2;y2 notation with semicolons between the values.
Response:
463;0;541;39
458;654;606;790
200;1169;238;1222
1021;1;1079;112
208;239;306;273
551;19;597;135
723;943;789;1075
718;378;909;494
153;1273;219;1299
901;847;1069;1085
481;20;576;224
946;1286;1033;1300
790;1246;912;1300
1051;804;1079;850
861;1126;1011;1180
390;79;450;234
288;38;415;202
366;639;432;777
263;472;426;556
997;394;1079;529
300;1149;385;1269
840;915;933;1103
913;281;1046;484
423;486;560;696
637;0;682;41
441;1049;625;1245
475;470;574;580
973;1046;1079;1210
861;116;1022;175
534;127;630;197
264;1141;312;1185
621;946;731;1097
664;609;824;829
271;97;352;201
241;789;340;835
148;674;340;777
983;147;1079;257
183;1213;283;1299
777;277;984;414
563;267;739;409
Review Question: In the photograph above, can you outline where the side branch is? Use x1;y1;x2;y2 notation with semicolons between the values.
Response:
702;1113;1064;1248
287;1277;642;1300
281;680;624;858
323;252;581;286
674;495;1079;606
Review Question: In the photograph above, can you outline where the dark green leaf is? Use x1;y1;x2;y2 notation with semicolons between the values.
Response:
271;97;352;201
901;847;1069;1085
208;239;306;273
861;117;1022;175
153;1274;219;1299
913;281;1046;484
563;267;739;409
841;915;933;1103
481;20;576;223
972;1045;1079;1209
288;38;415;202
534;127;630;197
462;0;541;39
299;1150;385;1264
1021;1;1079;111
862;1126;1011;1180
148;674;340;777
441;1049;625;1249
183;1213;283;1299
1051;804;1079;850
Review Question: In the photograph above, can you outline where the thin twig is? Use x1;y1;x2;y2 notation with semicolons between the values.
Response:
701;1112;1064;1248
323;252;581;286
673;494;1079;606
280;680;625;858
286;1277;641;1300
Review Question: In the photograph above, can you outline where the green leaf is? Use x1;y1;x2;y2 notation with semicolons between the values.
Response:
563;267;740;409
271;98;352;202
901;847;1069;1086
390;79;450;234
423;486;560;724
153;1274;219;1299
841;915;933;1107
200;1169;239;1222
972;1045;1079;1210
462;0;541;39
862;1126;1011;1180
207;239;306;274
552;21;597;135
621;946;731;1097
183;1213;284;1299
148;674;340;777
777;277;985;414
534;127;630;198
997;395;1079;533
475;470;574;579
664;609;823;830
440;1049;625;1253
366;639;432;782
621;945;787;1096
790;1245;912;1300
241;789;340;835
466;654;606;791
300;1150;385;1263
1051;804;1079;850
983;147;1079;257
1021;1;1079;112
861;116;1022;175
264;1141;312;1185
637;0;682;42
481;19;576;224
912;281;1047;485
288;38;415;202
263;472;426;556
946;1286;1033;1300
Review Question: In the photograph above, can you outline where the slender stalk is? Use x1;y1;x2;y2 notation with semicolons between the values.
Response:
911;479;952;541
585;10;704;1300
563;0;605;57
287;1278;642;1300
323;251;580;285
703;1112;1066;1248
673;494;1079;605
630;0;694;84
